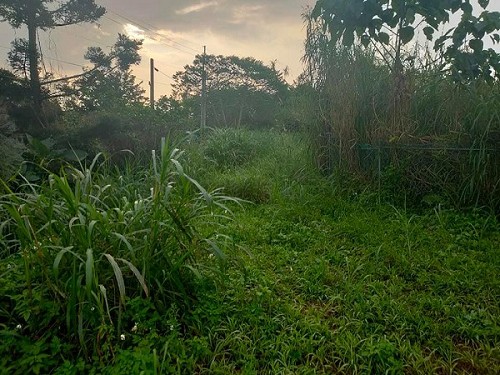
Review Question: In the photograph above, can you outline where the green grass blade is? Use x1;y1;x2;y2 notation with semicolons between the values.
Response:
85;248;94;297
118;258;149;297
104;253;126;305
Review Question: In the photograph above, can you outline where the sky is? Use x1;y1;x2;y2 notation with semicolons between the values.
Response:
0;0;315;98
0;0;499;99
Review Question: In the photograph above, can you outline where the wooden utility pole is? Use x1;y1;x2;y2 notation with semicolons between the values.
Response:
150;58;155;109
201;46;207;131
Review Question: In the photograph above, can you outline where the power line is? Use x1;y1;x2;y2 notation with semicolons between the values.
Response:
155;68;175;81
103;15;192;55
0;44;85;68
103;14;198;56
105;15;195;56
107;9;200;53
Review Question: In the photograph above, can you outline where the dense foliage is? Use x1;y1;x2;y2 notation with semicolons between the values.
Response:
302;2;500;211
0;0;105;115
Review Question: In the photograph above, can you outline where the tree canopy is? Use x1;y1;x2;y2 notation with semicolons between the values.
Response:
0;0;105;117
172;55;289;128
69;34;144;111
311;0;500;81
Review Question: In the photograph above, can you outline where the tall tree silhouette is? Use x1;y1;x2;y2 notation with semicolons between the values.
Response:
0;0;105;117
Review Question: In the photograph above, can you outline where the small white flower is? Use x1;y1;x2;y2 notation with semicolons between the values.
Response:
15;324;22;330
120;334;125;341
208;253;214;259
91;307;95;311
131;323;138;332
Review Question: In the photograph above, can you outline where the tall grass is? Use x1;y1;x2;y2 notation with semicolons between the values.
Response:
0;141;238;360
302;11;500;211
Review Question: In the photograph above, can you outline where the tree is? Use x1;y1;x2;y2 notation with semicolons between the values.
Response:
311;0;500;81
0;0;105;113
70;34;144;110
0;68;30;103
172;55;289;128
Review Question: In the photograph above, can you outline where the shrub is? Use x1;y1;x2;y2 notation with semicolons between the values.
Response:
203;128;261;169
0;111;26;181
218;172;271;204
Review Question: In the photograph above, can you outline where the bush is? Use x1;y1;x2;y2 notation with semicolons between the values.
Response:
203;128;261;169
59;105;195;162
218;172;271;204
0;111;26;181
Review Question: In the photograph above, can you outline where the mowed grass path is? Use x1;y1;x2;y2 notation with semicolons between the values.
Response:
172;131;500;374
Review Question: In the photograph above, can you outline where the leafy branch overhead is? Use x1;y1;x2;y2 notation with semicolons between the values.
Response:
312;0;500;81
0;0;105;29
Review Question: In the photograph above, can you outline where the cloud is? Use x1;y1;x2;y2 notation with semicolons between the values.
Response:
229;5;265;25
175;1;219;16
123;23;146;39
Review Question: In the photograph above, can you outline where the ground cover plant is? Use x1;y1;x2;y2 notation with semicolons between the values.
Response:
1;130;499;374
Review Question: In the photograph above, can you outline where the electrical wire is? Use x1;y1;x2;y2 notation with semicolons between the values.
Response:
106;8;200;53
155;68;175;81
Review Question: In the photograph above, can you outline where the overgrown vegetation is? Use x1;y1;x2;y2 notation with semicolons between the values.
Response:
1;0;500;373
2;130;499;373
300;3;500;211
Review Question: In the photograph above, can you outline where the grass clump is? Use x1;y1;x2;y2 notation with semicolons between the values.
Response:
202;128;264;169
0;141;238;369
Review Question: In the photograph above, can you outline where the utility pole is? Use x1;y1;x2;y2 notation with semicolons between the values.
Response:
150;58;155;109
201;46;207;131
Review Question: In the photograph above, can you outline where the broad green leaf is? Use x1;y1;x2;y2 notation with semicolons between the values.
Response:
104;253;126;305
478;0;489;9
469;38;484;52
63;149;88;162
399;26;415;44
98;285;113;324
423;26;435;40
53;247;77;278
378;31;390;45
118;258;149;297
113;232;134;252
461;2;473;14
85;248;94;297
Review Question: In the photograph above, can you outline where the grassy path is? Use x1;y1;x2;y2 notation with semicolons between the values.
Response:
183;192;499;374
170;131;500;373
1;131;499;374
